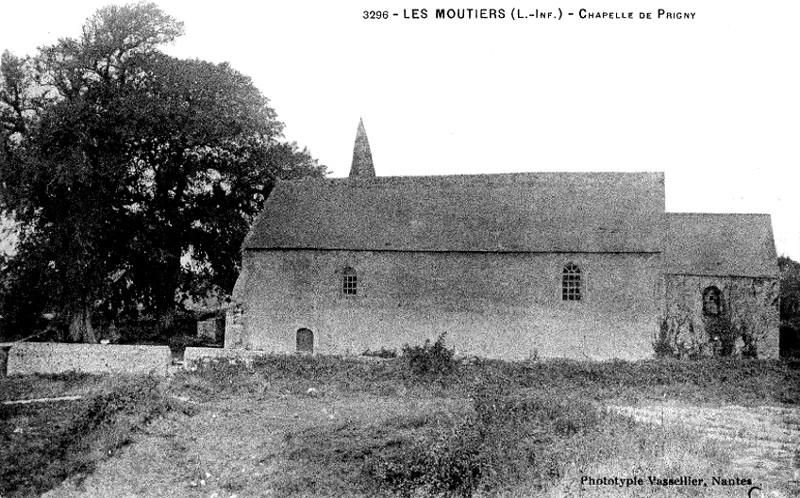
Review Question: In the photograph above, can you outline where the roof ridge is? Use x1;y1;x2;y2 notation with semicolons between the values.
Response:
667;212;771;217
283;171;665;187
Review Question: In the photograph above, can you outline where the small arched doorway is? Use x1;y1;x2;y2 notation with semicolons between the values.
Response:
296;328;314;354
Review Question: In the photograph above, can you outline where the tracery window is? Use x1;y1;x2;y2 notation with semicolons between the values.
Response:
342;266;357;296
562;263;581;301
702;286;722;316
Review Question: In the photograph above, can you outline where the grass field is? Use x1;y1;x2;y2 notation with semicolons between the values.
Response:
1;351;798;497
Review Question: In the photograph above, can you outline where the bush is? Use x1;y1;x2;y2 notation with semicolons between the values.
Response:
362;347;398;359
68;376;183;438
375;421;483;498
653;319;676;359
780;324;800;358
402;333;457;379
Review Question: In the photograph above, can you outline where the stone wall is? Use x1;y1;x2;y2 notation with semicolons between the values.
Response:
228;250;663;360
184;346;269;364
662;274;780;358
6;343;171;376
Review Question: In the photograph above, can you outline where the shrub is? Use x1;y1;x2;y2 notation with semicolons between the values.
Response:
653;319;676;358
780;324;800;358
68;376;184;438
735;322;759;359
377;422;483;498
362;347;398;359
654;317;711;359
402;333;457;379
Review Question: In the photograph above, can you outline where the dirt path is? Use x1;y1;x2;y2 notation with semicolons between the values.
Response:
609;401;800;495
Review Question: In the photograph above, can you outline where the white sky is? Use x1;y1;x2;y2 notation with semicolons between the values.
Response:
1;1;798;260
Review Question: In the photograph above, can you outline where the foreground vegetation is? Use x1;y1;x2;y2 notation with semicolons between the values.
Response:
181;344;800;406
184;349;799;497
0;375;192;497
1;346;798;497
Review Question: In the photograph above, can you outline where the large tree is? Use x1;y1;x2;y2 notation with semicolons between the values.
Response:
778;256;800;356
0;3;326;341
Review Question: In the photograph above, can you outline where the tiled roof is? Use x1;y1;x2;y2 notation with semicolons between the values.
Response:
244;172;665;253
665;213;778;277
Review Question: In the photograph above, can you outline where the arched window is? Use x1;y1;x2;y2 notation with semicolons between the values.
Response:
296;328;313;353
562;263;581;301
702;286;722;316
342;266;357;296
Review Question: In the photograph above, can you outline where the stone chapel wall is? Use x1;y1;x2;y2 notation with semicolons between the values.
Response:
662;274;780;359
230;249;662;360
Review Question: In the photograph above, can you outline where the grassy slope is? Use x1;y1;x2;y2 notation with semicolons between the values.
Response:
0;374;189;498
1;355;798;497
176;355;799;497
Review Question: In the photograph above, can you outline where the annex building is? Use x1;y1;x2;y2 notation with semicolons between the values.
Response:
225;120;780;360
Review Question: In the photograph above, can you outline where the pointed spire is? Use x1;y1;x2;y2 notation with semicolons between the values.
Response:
349;118;375;178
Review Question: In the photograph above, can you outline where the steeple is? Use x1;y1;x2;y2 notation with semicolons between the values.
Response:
349;118;375;178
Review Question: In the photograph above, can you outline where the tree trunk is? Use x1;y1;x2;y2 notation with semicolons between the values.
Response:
68;306;96;343
155;249;181;314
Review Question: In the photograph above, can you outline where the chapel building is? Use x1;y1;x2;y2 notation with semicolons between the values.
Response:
225;120;779;360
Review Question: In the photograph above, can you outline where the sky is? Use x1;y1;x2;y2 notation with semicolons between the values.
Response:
1;1;798;260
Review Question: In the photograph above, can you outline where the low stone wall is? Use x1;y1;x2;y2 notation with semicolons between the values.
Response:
6;343;171;376
183;347;270;366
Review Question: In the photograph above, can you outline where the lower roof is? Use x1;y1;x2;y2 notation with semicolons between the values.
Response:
665;213;778;278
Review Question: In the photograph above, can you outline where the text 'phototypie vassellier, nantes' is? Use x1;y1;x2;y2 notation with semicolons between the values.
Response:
362;8;696;21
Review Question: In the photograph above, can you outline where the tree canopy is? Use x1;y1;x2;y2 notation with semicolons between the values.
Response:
0;3;327;341
778;255;800;356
